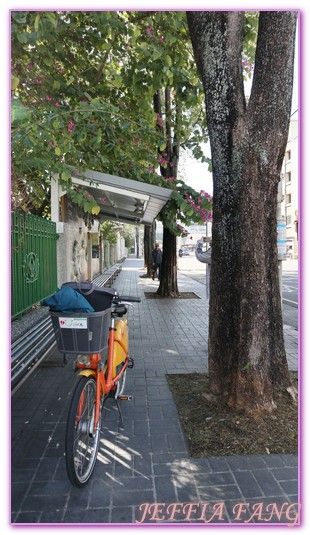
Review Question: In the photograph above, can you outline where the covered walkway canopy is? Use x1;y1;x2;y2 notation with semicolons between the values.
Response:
51;170;172;226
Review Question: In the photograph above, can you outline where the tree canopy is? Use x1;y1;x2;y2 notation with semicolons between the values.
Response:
11;10;213;230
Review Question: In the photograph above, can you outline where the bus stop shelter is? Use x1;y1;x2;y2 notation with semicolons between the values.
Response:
51;169;172;228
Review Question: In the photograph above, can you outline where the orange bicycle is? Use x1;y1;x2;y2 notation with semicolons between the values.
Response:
48;282;140;487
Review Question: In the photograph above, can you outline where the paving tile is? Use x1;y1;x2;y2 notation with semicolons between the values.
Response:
252;469;286;496
198;484;242;501
112;489;155;507
227;455;267;471
271;467;298;481
63;508;110;523
14;511;43;524
111;506;134;523
154;476;178;502
233;470;264;498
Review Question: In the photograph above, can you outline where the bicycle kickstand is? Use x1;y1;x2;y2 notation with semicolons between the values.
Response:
114;397;124;428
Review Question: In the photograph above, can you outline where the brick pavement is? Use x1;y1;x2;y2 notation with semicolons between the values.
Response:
11;257;299;525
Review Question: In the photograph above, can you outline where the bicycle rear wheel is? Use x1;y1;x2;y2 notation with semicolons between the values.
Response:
65;376;101;487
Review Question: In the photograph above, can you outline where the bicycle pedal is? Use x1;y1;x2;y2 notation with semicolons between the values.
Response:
127;358;134;369
118;395;133;401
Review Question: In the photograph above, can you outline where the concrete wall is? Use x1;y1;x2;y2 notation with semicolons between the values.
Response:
57;218;127;287
56;218;97;286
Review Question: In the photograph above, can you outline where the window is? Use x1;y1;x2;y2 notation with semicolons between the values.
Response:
285;172;291;184
286;215;292;226
285;150;291;162
286;194;292;204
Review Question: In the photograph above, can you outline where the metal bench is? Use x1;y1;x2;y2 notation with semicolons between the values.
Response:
92;262;123;288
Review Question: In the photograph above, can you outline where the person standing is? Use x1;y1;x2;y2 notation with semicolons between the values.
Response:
152;243;162;280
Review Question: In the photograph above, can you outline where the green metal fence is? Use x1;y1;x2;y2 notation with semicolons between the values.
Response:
11;212;58;318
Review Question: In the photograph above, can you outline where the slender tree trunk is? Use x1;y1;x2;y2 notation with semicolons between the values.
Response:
187;11;297;411
153;88;180;296
143;223;156;277
156;225;179;296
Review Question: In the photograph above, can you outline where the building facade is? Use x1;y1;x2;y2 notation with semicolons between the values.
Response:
282;112;299;259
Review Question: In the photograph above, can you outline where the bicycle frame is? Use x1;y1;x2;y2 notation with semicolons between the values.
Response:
77;314;129;430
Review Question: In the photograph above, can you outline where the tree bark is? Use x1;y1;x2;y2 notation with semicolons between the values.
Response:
143;223;156;277
156;225;179;297
187;11;297;411
154;88;180;296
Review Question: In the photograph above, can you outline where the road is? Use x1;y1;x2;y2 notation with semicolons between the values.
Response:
178;255;298;331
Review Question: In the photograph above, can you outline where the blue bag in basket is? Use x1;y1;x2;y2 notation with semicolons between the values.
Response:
43;286;95;314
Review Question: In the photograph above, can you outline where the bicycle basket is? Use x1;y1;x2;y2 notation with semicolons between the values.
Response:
50;308;111;354
61;281;117;311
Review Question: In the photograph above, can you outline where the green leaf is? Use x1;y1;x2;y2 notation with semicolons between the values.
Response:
44;12;58;29
60;171;70;181
159;142;166;151
34;14;41;32
55;147;61;156
166;55;172;66
43;57;54;67
11;76;20;91
83;201;92;212
132;26;141;39
66;76;75;86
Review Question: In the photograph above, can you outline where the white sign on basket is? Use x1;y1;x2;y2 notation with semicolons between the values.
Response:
59;317;87;329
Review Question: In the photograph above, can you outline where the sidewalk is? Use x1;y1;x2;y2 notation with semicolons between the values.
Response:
11;257;299;525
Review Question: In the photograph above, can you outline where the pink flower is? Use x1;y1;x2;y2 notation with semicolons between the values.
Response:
46;96;53;101
67;117;75;133
159;35;164;42
133;137;141;143
53;101;61;107
201;209;207;221
146;26;153;35
49;140;55;149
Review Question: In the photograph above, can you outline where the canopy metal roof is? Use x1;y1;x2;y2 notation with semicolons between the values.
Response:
71;169;172;226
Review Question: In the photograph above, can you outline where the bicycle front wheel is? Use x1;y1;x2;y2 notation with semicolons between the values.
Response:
65;376;101;487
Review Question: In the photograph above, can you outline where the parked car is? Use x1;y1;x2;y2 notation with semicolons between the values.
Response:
180;247;190;256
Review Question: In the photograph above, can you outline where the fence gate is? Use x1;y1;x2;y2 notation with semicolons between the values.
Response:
11;212;58;318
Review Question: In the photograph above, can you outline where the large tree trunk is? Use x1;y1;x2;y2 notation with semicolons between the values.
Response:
156;226;179;296
187;11;297;411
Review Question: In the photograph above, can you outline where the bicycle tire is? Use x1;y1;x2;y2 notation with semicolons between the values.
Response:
65;376;101;487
